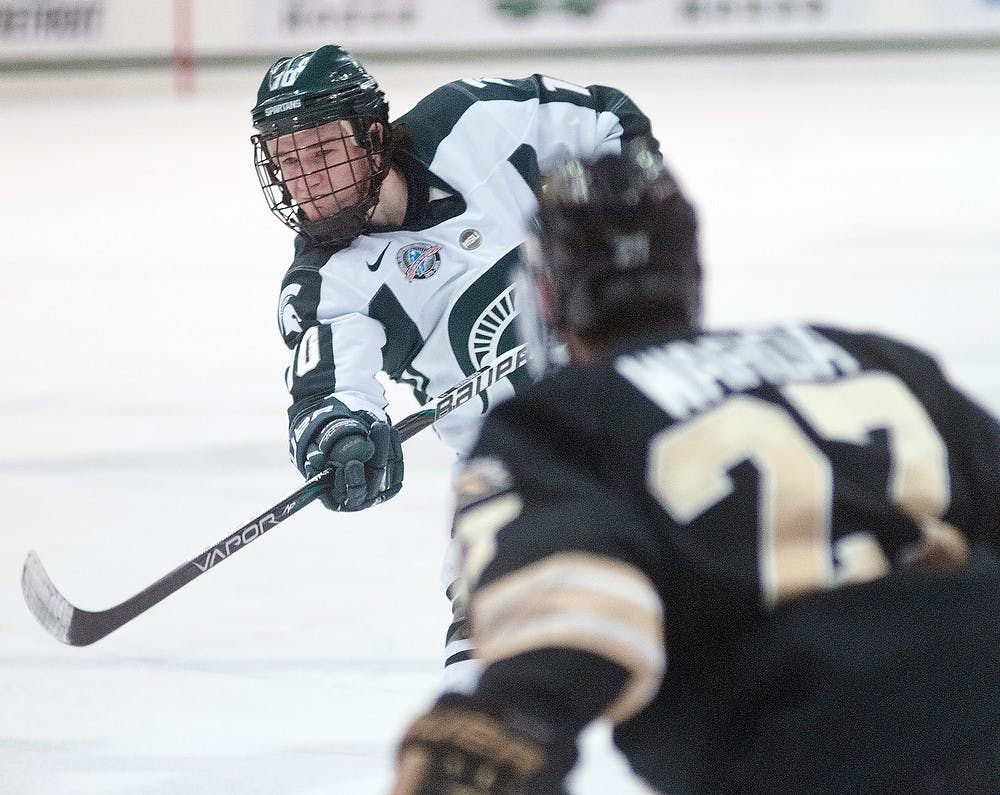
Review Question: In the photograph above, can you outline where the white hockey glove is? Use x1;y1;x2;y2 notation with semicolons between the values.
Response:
300;408;403;512
390;694;568;795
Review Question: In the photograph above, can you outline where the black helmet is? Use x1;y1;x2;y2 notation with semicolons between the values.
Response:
523;142;701;346
250;45;391;247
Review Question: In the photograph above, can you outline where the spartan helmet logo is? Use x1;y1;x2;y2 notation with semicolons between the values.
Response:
268;52;314;91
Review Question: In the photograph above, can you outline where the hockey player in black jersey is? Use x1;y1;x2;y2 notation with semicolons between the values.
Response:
388;146;1000;794
250;45;660;690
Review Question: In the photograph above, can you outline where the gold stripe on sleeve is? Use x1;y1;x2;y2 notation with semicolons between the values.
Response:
471;552;666;723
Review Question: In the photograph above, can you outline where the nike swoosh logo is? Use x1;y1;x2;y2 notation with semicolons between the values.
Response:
366;243;391;272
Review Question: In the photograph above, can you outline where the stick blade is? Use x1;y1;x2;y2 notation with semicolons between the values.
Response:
22;551;78;645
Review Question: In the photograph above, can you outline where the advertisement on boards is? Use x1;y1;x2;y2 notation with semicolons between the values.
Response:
2;0;999;64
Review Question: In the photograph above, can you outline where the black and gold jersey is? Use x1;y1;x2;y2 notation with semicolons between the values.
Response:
455;323;1000;794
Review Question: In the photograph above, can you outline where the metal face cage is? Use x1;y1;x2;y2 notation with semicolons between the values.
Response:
252;118;389;247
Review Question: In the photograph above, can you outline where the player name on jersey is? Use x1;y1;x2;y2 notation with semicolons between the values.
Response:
615;325;862;421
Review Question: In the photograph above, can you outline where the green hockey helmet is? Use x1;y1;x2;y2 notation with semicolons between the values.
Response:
251;45;391;247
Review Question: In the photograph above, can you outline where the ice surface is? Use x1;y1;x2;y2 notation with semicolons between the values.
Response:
1;50;997;794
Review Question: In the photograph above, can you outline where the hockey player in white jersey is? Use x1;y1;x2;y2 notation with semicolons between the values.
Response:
250;44;661;689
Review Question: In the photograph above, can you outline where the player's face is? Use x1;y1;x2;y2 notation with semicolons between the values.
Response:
268;120;378;220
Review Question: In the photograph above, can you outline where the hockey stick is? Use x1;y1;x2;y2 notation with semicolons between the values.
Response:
22;345;529;647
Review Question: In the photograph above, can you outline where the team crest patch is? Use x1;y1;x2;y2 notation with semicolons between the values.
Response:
459;228;483;250
396;241;442;281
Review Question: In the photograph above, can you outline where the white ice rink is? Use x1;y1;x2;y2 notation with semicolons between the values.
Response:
1;49;998;794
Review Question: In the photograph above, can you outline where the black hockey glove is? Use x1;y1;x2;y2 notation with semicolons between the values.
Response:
301;410;403;512
389;694;568;795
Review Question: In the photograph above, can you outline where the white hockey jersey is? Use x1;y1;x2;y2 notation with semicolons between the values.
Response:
276;74;658;466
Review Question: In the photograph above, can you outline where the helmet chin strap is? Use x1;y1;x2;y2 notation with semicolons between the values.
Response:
299;205;370;248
